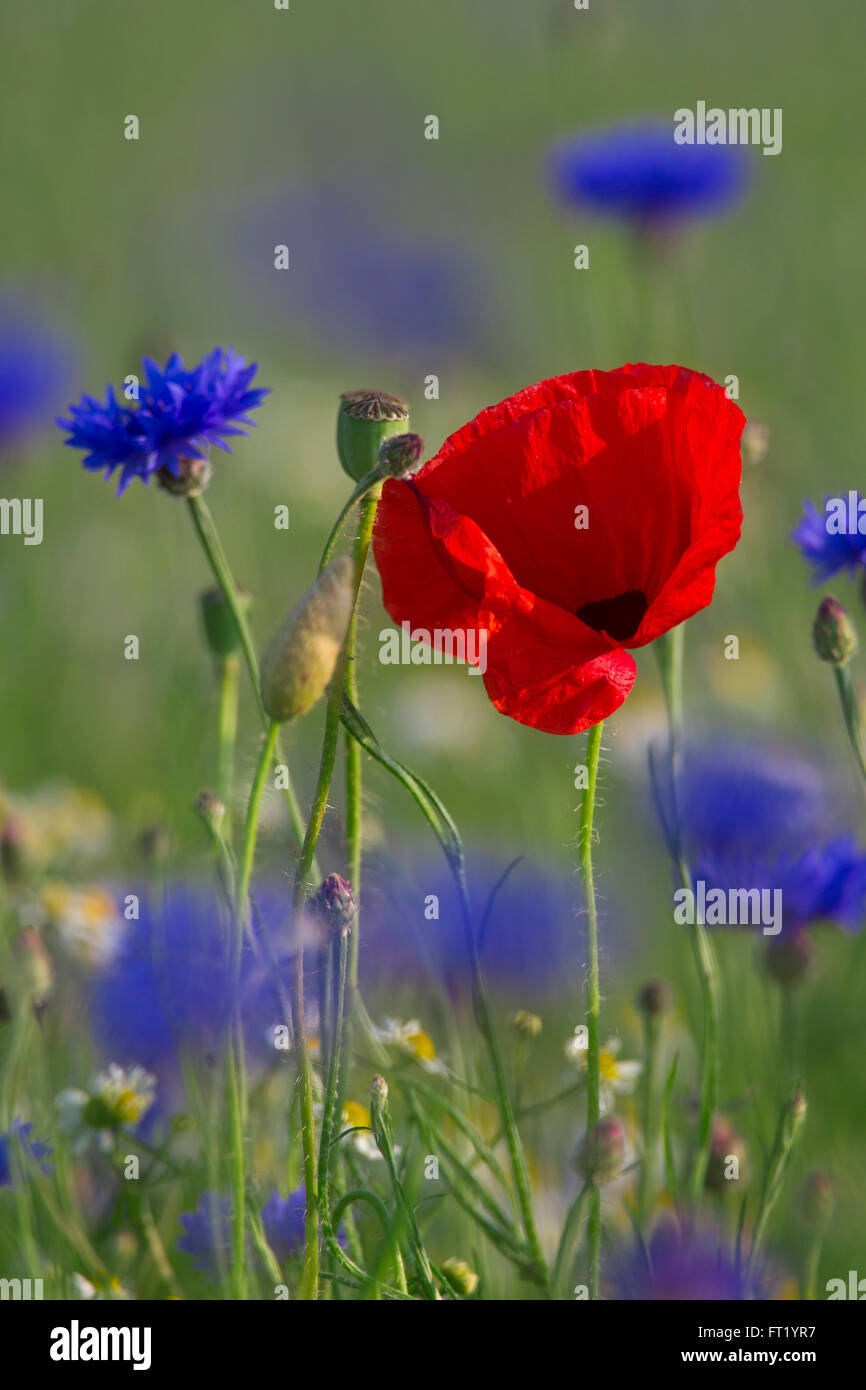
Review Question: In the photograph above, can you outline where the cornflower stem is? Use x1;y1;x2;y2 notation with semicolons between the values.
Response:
577;719;604;1298
344;484;383;995
235;720;279;970
186;494;308;858
216;654;240;830
654;625;721;1206
748;1084;807;1281
553;1182;591;1296
832;663;866;789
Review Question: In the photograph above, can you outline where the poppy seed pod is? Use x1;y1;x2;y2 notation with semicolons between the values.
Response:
813;596;857;666
260;557;355;723
337;390;409;482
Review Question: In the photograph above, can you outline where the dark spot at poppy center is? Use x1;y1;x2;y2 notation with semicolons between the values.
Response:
577;589;648;641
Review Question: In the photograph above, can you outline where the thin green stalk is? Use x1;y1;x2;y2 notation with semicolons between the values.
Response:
344;485;382;996
225;1025;247;1300
235;720;279;970
577;719;604;1298
748;1085;807;1281
553;1183;591;1296
637;1011;662;1228
318;925;350;1261
832;663;866;789
655;626;721;1205
186;494;308;857
318;467;382;576
216;653;240;827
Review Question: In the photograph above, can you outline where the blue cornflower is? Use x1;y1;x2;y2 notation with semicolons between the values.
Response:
89;881;295;1084
58;348;268;494
611;1225;750;1300
671;739;866;937
548;121;748;225
0;1119;53;1186
358;854;622;992
791;497;866;582
0;300;72;450
176;1192;232;1278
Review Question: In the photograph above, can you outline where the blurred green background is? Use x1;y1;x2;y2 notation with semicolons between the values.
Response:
2;0;865;1288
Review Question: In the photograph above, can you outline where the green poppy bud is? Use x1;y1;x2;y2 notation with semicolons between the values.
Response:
337;390;409;482
260;556;355;723
813;596;857;666
199;587;251;660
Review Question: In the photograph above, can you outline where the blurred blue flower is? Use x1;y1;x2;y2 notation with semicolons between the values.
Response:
90;881;295;1084
666;739;866;937
0;299;71;451
260;1189;307;1264
611;1225;749;1300
176;1192;232;1278
58;348;268;494
548;121;748;224
0;1119;53;1186
358;854;625;994
230;189;487;363
791;497;866;582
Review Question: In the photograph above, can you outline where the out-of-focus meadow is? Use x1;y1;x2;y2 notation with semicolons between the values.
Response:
1;0;865;1293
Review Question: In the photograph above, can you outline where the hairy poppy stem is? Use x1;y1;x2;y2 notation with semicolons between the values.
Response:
578;719;604;1298
654;626;721;1206
344;485;383;996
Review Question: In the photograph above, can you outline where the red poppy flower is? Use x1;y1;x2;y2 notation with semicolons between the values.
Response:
373;364;744;735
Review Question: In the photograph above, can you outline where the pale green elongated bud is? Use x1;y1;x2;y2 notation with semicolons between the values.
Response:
813;596;857;666
337;390;409;482
377;432;424;480
260;556;355;723
16;927;54;1009
199;586;251;660
509;1009;543;1039
369;1073;393;1157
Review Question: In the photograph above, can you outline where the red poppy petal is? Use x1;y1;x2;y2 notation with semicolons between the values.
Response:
483;622;636;735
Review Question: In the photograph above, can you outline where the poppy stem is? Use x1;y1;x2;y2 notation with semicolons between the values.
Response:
578;718;604;1298
654;626;721;1206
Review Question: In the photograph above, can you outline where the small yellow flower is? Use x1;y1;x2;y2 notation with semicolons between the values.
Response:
566;1034;642;1114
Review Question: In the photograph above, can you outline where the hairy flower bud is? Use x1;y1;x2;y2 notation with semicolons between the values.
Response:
509;1009;543;1039
310;873;356;937
194;789;226;836
260;557;355;723
337;390;409;482
377;432;425;480
578;1116;626;1184
199;586;251;660
637;978;672;1018
813;596;857;666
